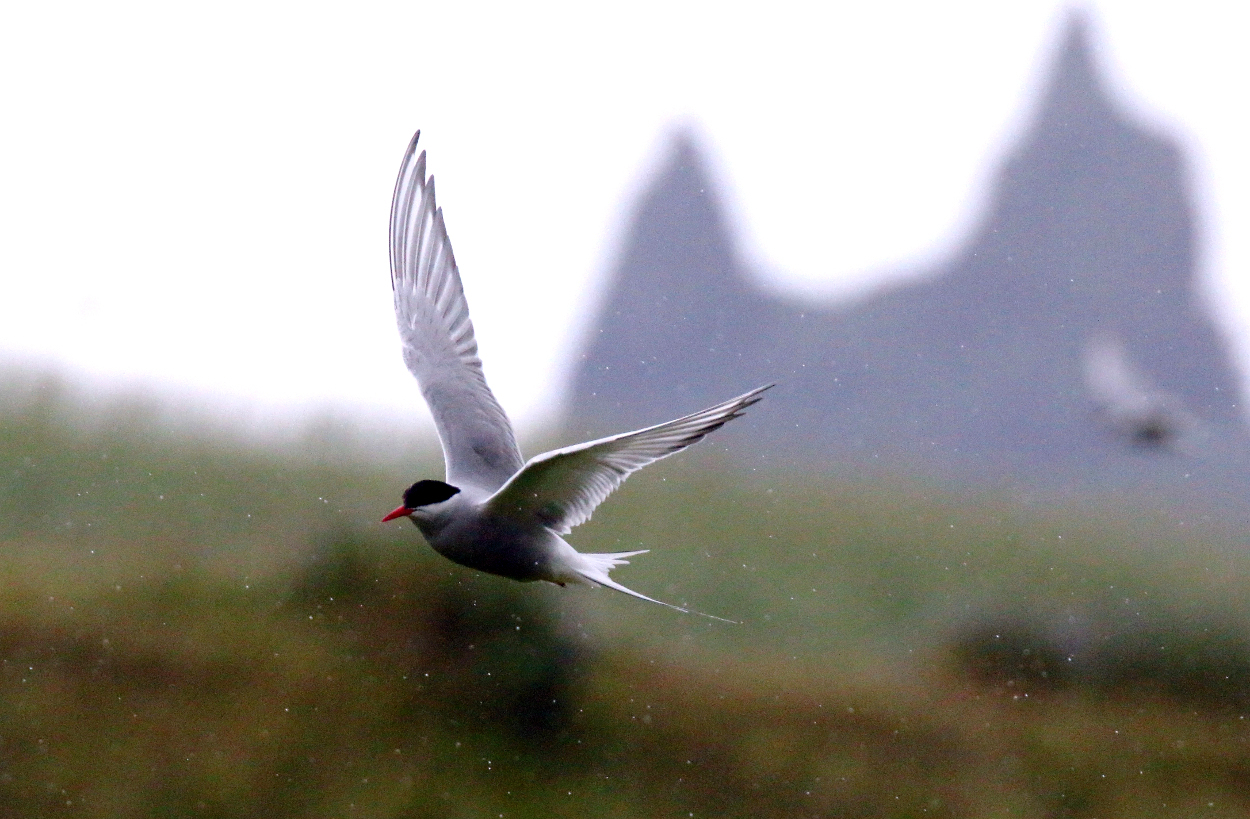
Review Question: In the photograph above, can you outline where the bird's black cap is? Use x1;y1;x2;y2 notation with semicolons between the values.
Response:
402;480;460;508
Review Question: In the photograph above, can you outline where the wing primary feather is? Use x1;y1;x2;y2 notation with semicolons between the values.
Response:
389;132;423;291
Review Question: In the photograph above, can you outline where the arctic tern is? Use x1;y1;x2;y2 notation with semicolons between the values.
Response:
1083;332;1198;450
381;131;769;620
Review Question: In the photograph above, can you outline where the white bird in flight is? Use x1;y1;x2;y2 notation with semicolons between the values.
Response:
380;131;770;621
1082;332;1198;450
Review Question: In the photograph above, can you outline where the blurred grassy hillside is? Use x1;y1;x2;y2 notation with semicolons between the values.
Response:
4;370;1250;817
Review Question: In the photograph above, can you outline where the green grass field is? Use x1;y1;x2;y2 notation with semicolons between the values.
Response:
4;370;1250;817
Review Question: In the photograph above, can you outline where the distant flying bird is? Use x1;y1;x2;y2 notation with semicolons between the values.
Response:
1082;333;1197;449
380;131;769;621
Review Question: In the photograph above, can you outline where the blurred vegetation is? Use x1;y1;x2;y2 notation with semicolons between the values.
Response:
4;369;1250;817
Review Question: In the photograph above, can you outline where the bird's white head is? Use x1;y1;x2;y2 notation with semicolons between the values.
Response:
381;479;462;525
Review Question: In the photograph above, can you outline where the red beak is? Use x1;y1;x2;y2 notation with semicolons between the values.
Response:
381;505;412;523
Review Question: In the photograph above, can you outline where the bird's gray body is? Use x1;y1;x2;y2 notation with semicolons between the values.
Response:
409;489;570;583
385;130;768;619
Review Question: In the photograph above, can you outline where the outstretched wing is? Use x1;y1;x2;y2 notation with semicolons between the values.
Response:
390;131;524;492
485;385;771;534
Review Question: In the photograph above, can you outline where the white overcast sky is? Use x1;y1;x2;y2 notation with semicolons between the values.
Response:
2;2;1247;436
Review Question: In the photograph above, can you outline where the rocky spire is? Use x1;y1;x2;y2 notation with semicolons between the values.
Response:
565;14;1246;504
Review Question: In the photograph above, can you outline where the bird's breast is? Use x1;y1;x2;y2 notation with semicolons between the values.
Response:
425;512;559;583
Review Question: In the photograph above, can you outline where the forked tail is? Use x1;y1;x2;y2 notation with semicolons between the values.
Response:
574;550;738;624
